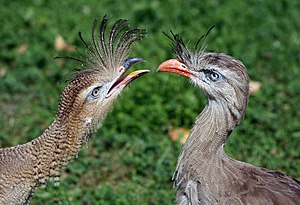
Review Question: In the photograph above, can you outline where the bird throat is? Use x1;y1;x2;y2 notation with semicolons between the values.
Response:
182;99;243;160
173;99;245;189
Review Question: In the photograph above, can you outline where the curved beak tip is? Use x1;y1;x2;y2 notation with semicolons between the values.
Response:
156;59;180;71
123;58;145;70
156;59;192;78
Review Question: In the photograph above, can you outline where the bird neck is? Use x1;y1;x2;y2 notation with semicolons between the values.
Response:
31;114;90;184
173;99;245;185
184;99;245;158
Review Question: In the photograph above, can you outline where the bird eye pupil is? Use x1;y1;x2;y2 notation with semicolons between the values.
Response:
210;72;220;81
92;87;100;97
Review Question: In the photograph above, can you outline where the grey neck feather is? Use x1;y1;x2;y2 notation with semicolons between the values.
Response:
185;99;242;157
174;97;247;184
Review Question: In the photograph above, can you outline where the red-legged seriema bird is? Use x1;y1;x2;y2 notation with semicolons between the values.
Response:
157;31;300;204
0;16;149;205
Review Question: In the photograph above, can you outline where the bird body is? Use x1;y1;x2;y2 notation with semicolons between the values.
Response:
157;35;300;204
174;102;300;205
0;16;149;205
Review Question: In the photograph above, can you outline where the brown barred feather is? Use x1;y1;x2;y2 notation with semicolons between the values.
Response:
0;16;146;204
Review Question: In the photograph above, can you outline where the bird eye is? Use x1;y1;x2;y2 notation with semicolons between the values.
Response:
91;87;101;98
209;71;220;82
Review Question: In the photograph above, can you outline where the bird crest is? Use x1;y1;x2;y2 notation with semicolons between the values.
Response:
61;15;147;80
163;26;215;68
55;16;147;120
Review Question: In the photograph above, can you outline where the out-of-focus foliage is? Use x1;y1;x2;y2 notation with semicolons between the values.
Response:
0;0;299;204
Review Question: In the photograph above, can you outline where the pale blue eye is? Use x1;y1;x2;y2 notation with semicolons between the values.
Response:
88;86;102;99
201;69;223;83
92;87;100;97
209;72;220;82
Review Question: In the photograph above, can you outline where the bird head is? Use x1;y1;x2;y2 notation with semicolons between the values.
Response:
157;32;249;115
56;16;149;131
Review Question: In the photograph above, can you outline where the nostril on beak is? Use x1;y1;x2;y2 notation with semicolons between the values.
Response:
119;67;125;73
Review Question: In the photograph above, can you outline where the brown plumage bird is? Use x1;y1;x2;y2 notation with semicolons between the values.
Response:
0;16;149;205
157;32;300;204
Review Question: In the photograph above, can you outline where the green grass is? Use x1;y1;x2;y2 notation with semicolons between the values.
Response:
1;0;300;204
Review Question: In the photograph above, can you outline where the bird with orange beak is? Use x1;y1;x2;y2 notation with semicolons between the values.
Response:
157;32;300;205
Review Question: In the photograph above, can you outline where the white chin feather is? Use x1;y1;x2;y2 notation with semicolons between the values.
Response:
84;118;92;126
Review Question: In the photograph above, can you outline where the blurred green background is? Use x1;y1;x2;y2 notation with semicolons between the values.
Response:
1;0;300;204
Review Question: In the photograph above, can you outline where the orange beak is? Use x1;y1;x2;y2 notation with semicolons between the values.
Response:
156;59;193;78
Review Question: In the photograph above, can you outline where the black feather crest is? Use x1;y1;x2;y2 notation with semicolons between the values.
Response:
163;31;192;64
80;15;147;73
163;25;215;66
57;15;146;77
